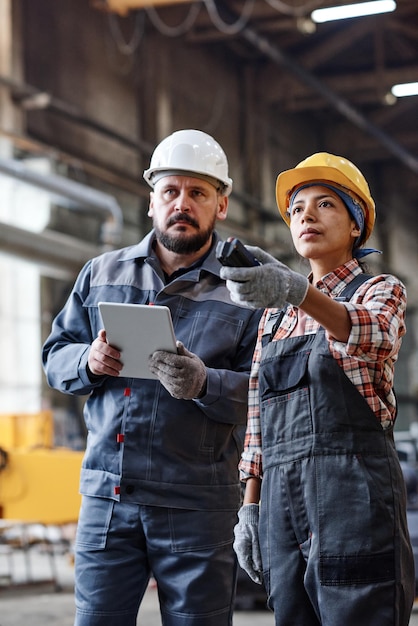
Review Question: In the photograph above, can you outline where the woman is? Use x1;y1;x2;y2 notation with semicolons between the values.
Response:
220;153;415;625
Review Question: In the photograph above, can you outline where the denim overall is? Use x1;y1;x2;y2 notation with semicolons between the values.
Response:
258;283;414;625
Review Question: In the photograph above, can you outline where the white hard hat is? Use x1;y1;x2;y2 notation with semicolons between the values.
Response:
143;129;233;196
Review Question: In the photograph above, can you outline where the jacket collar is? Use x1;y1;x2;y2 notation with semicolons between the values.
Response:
117;230;224;278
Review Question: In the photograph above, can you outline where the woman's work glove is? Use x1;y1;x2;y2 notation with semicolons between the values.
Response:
220;246;309;310
233;504;263;585
148;341;207;400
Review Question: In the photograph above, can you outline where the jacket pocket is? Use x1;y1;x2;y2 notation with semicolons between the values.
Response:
75;495;114;549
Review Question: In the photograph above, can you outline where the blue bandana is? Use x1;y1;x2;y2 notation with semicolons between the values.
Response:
289;183;381;259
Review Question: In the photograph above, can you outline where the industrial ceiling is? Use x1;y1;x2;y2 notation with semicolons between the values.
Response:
92;0;418;181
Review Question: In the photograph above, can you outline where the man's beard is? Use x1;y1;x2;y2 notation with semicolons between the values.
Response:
154;214;216;254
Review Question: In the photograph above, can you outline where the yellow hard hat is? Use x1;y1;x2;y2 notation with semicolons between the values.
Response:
275;152;376;242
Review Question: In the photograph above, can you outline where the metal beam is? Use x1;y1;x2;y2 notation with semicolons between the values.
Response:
262;66;418;107
92;0;195;16
0;74;153;156
234;14;418;174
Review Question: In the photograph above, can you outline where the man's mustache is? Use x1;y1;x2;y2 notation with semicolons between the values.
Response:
167;214;199;228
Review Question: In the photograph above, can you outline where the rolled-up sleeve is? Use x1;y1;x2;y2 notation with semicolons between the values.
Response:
330;275;406;362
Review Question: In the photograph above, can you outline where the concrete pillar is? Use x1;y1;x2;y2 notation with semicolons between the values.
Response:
0;0;44;414
0;0;13;157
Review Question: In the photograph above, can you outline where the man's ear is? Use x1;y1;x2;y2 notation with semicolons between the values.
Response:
216;195;228;222
148;192;154;218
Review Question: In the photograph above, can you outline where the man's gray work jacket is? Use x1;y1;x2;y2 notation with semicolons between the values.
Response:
42;231;262;511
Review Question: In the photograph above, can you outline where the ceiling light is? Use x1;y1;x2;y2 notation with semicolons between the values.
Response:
391;82;418;98
296;17;317;34
311;0;396;24
383;92;397;106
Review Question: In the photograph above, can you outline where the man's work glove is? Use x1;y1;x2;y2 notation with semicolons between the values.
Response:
148;341;207;400
220;245;309;310
233;504;263;585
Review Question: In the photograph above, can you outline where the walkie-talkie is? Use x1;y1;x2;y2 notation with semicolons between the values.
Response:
216;238;260;267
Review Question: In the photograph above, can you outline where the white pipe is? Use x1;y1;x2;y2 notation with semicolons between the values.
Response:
0;157;124;246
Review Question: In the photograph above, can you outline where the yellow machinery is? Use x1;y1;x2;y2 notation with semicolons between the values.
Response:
0;411;83;524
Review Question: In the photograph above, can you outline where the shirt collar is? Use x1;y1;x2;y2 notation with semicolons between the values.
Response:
312;258;364;297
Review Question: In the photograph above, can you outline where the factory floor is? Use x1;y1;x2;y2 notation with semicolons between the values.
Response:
0;526;274;625
1;525;417;626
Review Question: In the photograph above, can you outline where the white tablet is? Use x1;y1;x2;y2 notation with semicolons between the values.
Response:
98;302;177;379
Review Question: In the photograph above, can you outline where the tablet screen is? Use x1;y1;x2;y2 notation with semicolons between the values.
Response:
98;302;177;379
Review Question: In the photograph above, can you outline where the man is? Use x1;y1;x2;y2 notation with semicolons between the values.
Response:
42;129;262;626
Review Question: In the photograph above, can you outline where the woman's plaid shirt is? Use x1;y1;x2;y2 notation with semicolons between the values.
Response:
239;259;407;480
